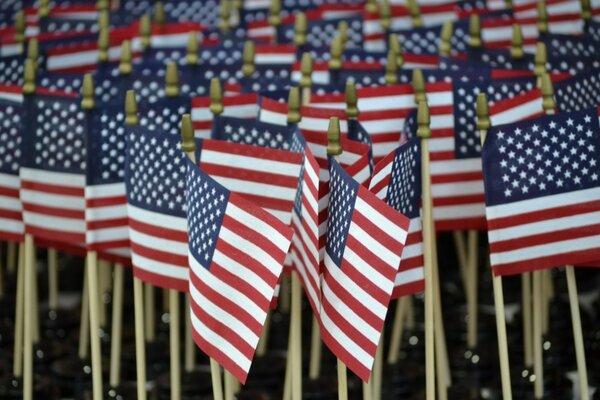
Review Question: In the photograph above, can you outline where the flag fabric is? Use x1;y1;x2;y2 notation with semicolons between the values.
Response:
369;139;425;298
192;93;259;138
482;107;600;275
20;88;87;246
125;126;189;291
0;84;24;243
542;33;600;58
186;156;293;383
84;102;130;262
555;69;600;112
138;97;191;136
320;156;409;381
0;54;25;85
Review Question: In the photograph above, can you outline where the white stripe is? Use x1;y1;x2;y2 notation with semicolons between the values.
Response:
0;195;21;211
227;202;290;252
128;203;188;228
491;97;542;126
324;253;388;319
85;203;127;221
488;211;600;243
434;203;486;220
0;92;23;102
85;182;125;198
213;249;273;301
358;95;414;111
401;242;423;260
373;142;400;158
427;91;453;108
431;158;482;175
349;221;401;274
202;149;301;177
21;190;85;210
429;137;454;153
369;164;392;193
132;252;188;280
354;196;408;245
223;104;258;118
485;187;600;219
189;300;252;373
248;26;274;38
395;267;424;286
23;212;85;233
300;117;348;134
360;118;405;134
351;163;372;186
47;50;97;70
20;168;85;187
86;226;129;243
0;218;23;234
320;306;374;369
129;227;188;256
432;180;483;197
430;114;454;129
151;33;190;48
190;252;266;329
259;108;287;126
255;54;295;64
490;234;600;266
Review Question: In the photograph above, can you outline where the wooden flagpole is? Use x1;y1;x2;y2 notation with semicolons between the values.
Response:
124;89;148;400
82;74;105;400
165;61;183;400
78;262;90;360
181;113;225;400
477;93;513;400
185;294;196;372
219;0;231;34
416;98;436;400
294;12;307;49
109;263;124;389
47;248;59;314
12;243;24;378
407;0;423;28
326;117;349;400
540;73;589;400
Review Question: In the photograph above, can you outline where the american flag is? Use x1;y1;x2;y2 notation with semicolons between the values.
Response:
161;0;221;27
369;139;425;298
186;156;292;383
125;126;189;291
277;15;364;48
192;92;258;138
482;107;600;275
555;70;600;112
138;97;191;135
0;54;25;85
0;84;23;243
542;33;600;58
320;156;409;381
20;89;87;245
84;102;130;262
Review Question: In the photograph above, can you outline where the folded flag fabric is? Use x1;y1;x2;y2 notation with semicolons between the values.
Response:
369;138;425;298
185;156;293;383
320;156;409;381
482;107;600;275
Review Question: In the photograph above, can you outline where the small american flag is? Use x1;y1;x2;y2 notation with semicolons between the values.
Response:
555;70;600;112
320;156;409;381
0;84;23;243
369;139;424;298
20;89;87;245
186;156;292;383
482;107;600;275
125;126;189;291
191;92;258;138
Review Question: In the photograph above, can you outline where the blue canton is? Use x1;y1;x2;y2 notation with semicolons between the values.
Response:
86;104;126;185
387;139;421;219
0;98;22;175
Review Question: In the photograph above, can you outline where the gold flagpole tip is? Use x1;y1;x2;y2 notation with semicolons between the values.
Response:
439;21;453;56
27;38;39;62
242;40;256;77
511;24;524;59
97;28;110;63
154;2;165;26
98;9;110;30
165;62;180;97
294;12;307;46
412;69;427;103
541;72;555;111
187;32;199;65
119;40;133;74
534;42;547;77
408;0;423;28
125;90;139;126
140;15;152;49
329;35;343;71
380;0;391;31
468;14;482;49
327;117;342;156
287;86;301;124
365;0;378;13
385;49;398;85
345;80;359;119
181;114;196;152
476;93;490;131
537;0;548;34
269;0;282;27
338;21;348;44
96;0;110;10
23;59;36;94
300;52;313;89
220;0;231;32
581;0;592;20
81;74;95;110
15;10;25;44
210;78;224;116
39;0;50;17
416;100;431;139
389;33;404;67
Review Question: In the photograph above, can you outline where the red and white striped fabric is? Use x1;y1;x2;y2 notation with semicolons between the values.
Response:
255;43;296;64
0;85;24;242
363;4;458;50
191;93;258;138
199;139;304;226
23;3;98;37
369;145;425;298
320;157;409;381
490;87;544;126
129;21;206;49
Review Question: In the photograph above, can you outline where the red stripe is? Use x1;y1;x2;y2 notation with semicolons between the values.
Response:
0;209;21;221
21;180;84;196
86;195;126;208
201;141;302;165
490;88;541;115
88;240;130;251
130;242;188;267
87;217;129;230
487;201;600;230
128;218;188;242
369;132;402;143
0;232;23;242
200;162;300;189
430;151;455;161
493;248;600;276
356;187;410;233
26;226;84;243
191;329;249;384
398;256;423;272
133;267;187;292
491;224;600;254
431;171;483;184
23;202;84;219
432;194;485;206
392;280;424;299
